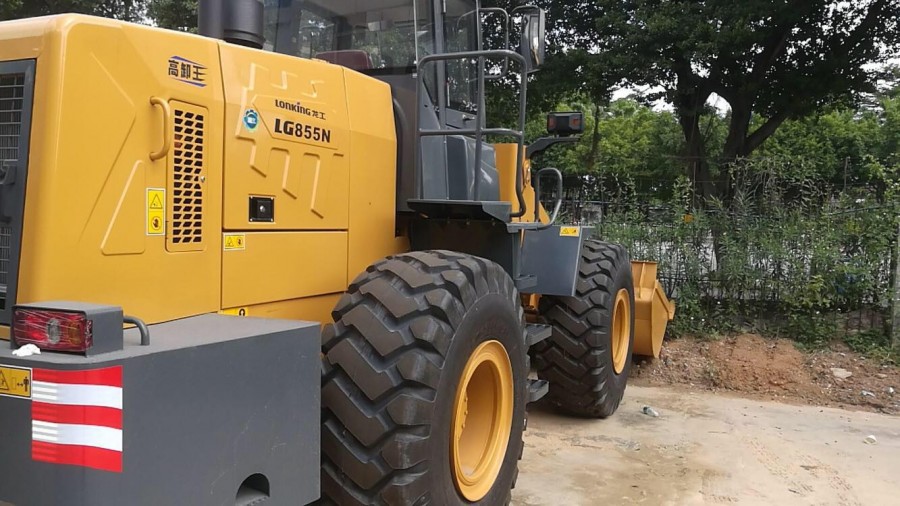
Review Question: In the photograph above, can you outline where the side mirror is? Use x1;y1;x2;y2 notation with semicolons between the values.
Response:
520;10;546;73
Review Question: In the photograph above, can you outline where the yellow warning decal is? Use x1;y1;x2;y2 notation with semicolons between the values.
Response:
224;233;246;251
560;227;580;237
0;365;32;399
220;307;249;317
147;188;165;236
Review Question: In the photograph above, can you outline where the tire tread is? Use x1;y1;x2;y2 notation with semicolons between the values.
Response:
321;251;524;505
533;241;634;418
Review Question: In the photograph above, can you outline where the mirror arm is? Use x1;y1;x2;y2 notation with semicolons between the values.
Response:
526;136;581;160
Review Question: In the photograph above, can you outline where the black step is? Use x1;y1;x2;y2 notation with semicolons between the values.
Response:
506;221;546;232
525;323;552;347
527;379;549;403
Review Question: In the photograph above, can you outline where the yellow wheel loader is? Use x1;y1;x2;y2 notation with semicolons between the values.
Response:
0;1;674;504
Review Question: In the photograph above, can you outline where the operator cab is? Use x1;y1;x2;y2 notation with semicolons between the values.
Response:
260;0;545;214
263;0;481;123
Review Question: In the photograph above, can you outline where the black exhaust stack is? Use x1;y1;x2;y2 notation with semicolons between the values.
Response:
198;0;224;39
198;0;265;50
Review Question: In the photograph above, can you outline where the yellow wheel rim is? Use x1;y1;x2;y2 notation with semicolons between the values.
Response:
451;340;514;502
611;289;631;375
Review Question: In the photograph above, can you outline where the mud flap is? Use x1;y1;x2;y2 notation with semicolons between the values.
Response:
520;225;590;297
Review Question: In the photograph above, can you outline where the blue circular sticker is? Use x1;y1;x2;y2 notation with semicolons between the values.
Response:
243;109;259;132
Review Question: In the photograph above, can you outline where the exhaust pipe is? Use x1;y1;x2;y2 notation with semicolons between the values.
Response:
198;0;265;50
198;0;223;39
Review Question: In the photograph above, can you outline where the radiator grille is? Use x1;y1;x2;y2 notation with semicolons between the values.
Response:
168;104;206;252
0;72;25;306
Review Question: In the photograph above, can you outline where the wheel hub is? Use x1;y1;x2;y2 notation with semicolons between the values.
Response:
451;340;514;501
611;288;631;374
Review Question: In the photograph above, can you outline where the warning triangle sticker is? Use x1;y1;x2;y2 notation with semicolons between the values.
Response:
0;370;9;391
150;194;164;210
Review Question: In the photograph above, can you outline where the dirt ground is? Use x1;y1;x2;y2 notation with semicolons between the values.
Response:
515;385;900;506
631;334;899;415
514;335;900;505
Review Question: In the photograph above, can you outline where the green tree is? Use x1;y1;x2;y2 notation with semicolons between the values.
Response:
0;0;144;21
758;108;883;185
539;0;900;200
147;0;195;31
882;96;900;165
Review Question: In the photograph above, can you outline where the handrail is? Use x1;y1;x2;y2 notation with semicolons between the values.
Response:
533;168;563;230
149;97;172;162
417;49;529;218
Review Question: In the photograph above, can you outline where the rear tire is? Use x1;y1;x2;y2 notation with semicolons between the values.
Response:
320;251;528;505
533;241;635;418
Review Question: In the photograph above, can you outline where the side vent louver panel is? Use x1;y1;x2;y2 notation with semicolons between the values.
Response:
168;102;207;252
0;61;34;324
0;73;24;301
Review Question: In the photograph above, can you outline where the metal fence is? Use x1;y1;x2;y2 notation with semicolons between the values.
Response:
551;175;898;346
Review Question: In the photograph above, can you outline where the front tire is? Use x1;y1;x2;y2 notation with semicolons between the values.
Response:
533;241;635;418
321;251;528;505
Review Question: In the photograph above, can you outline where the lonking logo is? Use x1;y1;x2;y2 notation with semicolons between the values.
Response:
275;99;327;120
275;99;303;113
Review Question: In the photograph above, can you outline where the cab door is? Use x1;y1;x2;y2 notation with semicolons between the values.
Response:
433;0;482;130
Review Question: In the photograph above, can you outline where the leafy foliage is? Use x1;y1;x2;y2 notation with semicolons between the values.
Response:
595;161;898;355
147;0;196;31
530;0;900;200
0;0;144;21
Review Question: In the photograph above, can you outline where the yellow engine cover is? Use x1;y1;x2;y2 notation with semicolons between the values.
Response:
220;46;351;231
0;14;405;325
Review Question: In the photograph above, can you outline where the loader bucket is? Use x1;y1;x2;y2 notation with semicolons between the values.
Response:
631;261;676;358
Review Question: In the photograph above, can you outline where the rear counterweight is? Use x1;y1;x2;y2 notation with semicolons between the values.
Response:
0;314;321;506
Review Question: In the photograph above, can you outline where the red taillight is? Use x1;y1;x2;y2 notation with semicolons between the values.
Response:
12;308;93;353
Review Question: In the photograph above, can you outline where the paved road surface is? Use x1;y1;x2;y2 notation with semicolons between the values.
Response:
514;386;899;505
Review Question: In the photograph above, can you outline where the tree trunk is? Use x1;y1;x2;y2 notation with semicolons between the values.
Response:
717;103;753;205
672;74;718;204
678;112;716;205
892;223;900;350
586;102;602;172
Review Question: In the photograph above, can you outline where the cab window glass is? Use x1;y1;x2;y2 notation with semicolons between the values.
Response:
264;0;429;72
443;0;479;114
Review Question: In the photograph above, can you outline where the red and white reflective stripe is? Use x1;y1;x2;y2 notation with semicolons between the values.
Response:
30;366;123;473
31;441;123;473
31;368;122;388
31;382;123;409
32;403;123;428
32;421;123;451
